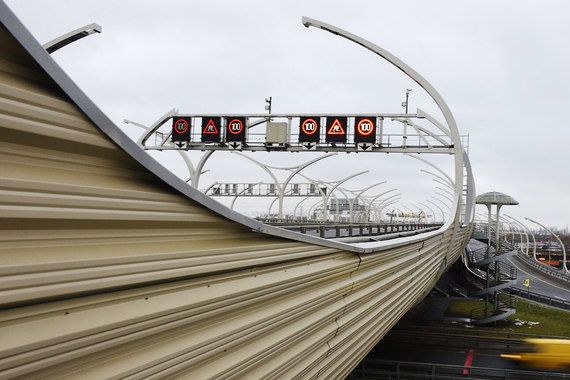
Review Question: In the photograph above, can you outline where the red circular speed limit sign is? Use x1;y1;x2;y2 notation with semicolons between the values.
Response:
301;118;318;135
227;119;244;135
356;118;374;136
174;119;189;134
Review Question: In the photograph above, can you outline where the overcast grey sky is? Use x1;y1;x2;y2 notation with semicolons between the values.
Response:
6;0;570;228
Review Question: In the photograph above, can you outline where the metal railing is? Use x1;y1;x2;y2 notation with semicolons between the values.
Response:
510;287;570;310
514;252;570;283
262;222;442;239
348;358;570;380
470;291;514;321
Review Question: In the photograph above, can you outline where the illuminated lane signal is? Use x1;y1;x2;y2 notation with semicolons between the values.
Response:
325;116;347;143
354;116;377;143
172;117;191;143
299;117;320;143
201;117;221;143
225;117;247;142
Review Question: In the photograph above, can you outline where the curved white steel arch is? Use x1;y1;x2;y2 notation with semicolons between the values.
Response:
416;202;437;223
501;215;528;255
431;178;454;191
504;214;535;259
279;154;338;219
348;182;387;222
322;171;369;221
303;16;465;249
361;194;402;223
431;195;451;211
426;199;446;222
289;172;336;222
364;189;399;220
525;217;568;273
407;154;454;187
500;218;523;249
292;195;311;219
231;182;263;210
420;169;454;188
436;186;454;198
413;109;475;224
377;198;401;221
435;191;453;204
235;152;336;219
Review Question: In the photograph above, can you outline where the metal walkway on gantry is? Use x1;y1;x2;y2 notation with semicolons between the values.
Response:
0;3;474;379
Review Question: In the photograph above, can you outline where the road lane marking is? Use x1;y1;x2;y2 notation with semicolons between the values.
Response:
463;349;474;375
507;258;570;294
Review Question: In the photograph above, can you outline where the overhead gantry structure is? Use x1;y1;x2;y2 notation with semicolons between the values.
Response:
0;3;475;379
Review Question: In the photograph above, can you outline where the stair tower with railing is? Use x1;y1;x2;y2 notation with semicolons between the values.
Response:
467;192;519;324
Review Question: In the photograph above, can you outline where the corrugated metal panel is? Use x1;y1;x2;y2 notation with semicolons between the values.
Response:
0;11;473;380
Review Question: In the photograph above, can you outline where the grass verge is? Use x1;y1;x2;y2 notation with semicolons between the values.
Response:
445;297;570;337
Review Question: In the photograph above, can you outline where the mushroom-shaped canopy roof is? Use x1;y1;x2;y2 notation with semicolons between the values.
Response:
475;191;518;206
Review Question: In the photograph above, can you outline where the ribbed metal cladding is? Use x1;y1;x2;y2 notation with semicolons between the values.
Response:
0;17;473;380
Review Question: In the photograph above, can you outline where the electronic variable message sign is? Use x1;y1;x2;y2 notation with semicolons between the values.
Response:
299;117;320;143
325;116;347;143
201;117;222;143
172;117;191;142
225;117;247;142
354;116;376;143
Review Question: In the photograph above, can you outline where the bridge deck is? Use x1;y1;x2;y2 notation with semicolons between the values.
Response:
0;3;472;379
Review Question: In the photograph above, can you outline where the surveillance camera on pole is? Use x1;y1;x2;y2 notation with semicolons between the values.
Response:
265;97;272;114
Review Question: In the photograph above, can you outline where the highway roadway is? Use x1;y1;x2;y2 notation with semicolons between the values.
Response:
349;327;570;379
469;239;570;302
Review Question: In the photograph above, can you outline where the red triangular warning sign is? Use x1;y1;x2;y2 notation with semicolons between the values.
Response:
203;119;219;134
327;119;345;135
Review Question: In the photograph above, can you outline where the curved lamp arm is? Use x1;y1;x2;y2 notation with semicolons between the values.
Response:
43;23;102;54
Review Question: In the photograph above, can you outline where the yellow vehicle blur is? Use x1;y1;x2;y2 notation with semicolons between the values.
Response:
500;338;570;369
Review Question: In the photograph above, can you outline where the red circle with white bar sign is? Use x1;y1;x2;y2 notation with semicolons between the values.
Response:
174;119;189;134
357;118;374;136
301;118;318;135
228;119;244;134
